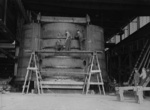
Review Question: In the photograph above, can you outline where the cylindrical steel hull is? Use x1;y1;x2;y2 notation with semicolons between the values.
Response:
17;23;41;80
16;22;107;83
86;25;107;80
40;23;85;82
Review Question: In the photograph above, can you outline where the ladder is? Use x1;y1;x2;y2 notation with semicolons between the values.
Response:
22;52;43;94
128;39;150;85
83;52;105;95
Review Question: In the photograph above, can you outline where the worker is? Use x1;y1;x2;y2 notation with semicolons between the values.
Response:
139;67;147;85
146;68;150;77
64;31;72;51
141;68;150;86
133;68;140;86
144;68;150;85
55;39;63;51
75;30;84;50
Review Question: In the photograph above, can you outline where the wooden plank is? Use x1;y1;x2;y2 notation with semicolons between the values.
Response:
24;49;103;54
118;86;135;91
41;81;84;85
42;85;83;89
40;68;85;74
89;82;104;85
41;71;87;75
118;86;150;91
91;70;101;73
143;87;150;91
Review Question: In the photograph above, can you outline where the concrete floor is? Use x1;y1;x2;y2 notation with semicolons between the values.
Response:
0;93;150;110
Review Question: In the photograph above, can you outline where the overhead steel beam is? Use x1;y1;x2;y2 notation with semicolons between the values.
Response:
23;0;150;12
23;0;150;6
38;16;90;24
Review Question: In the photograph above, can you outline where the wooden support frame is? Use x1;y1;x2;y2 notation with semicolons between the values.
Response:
116;86;150;104
22;52;43;94
83;52;105;95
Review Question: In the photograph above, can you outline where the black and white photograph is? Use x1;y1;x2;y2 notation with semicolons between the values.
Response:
0;0;150;110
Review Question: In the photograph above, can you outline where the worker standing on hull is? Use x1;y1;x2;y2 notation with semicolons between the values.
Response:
75;30;84;50
139;67;147;86
64;31;72;51
55;39;63;51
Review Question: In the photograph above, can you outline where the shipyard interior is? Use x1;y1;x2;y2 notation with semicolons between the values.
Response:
0;0;150;110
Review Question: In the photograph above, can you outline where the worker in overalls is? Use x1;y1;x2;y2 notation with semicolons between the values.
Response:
64;31;72;51
139;67;147;86
55;39;63;51
146;68;150;80
133;68;140;86
75;30;84;50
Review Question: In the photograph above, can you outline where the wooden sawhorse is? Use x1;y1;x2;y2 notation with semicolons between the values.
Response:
116;86;150;104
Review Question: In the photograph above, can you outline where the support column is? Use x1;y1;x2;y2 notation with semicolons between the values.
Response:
118;55;121;84
14;46;19;76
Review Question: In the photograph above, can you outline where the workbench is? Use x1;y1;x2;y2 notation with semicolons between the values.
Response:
116;86;150;104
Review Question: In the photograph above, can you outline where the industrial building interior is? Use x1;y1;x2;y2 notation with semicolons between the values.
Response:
0;0;150;110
